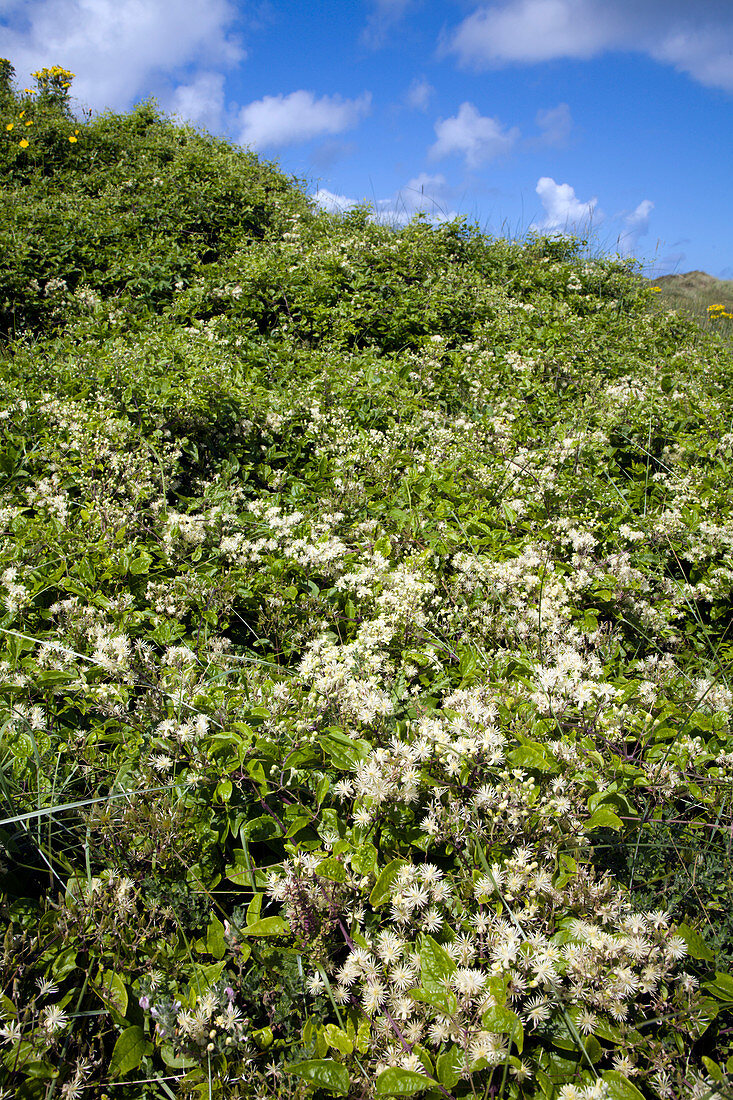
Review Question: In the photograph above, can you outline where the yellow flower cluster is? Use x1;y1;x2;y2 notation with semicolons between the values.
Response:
708;302;733;320
31;65;76;93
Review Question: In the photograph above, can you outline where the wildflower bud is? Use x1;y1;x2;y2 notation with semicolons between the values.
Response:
209;1029;217;1039
206;1042;215;1052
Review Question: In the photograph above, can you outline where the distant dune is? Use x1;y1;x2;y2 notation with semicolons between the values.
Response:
644;270;733;328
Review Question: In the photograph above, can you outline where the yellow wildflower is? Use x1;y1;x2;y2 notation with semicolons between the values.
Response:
5;123;13;131
68;135;77;143
19;139;29;148
650;286;661;292
25;120;33;127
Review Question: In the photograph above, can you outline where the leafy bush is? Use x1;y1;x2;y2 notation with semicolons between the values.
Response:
1;60;732;1100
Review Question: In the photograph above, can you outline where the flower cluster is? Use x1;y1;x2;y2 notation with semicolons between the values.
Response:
139;980;249;1061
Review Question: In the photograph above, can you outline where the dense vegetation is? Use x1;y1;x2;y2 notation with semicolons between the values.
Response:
1;62;733;1100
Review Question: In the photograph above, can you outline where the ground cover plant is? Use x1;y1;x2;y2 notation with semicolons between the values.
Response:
1;61;733;1100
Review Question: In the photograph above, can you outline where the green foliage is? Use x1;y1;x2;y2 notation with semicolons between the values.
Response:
1;63;732;1100
0;71;307;340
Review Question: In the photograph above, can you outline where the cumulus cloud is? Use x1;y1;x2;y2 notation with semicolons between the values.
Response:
445;0;733;92
616;198;654;255
237;90;371;149
446;1;617;66
406;76;434;111
429;102;520;167
535;102;572;147
170;71;226;131
534;176;599;232
0;0;244;110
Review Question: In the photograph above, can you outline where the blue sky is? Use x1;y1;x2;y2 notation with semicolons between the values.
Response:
2;0;732;276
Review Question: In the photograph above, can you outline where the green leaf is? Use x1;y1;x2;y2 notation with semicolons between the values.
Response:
323;1024;353;1056
240;915;289;936
189;961;226;995
247;893;262;924
216;777;232;802
703;971;733;1003
701;1057;725;1083
586;806;624;831
375;1067;434;1096
159;1043;197;1069
316;856;346;882
225;849;256;885
318;728;371;770
675;923;715;962
356;1015;371;1053
508;741;556;772
436;1045;463;1087
602;1071;648;1100
241;814;281;842
287;1058;350;1094
481;1006;523;1052
584;1035;603;1063
285;814;312;839
129;551;152;574
593;1017;628;1044
246;759;268;794
205;915;227;959
316;775;330;804
420;935;456;988
109;1026;151;1078
410;984;457;1017
369;858;408;908
253;1026;274;1049
97;971;128;1016
351;841;377;875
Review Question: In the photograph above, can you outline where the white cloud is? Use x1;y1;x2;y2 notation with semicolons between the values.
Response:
311;174;459;225
445;1;733;93
362;0;416;48
396;172;455;216
406;76;434;111
535;102;572;147
616;198;654;255
237;90;371;149
170;71;226;131
311;188;359;214
534;176;599;231
446;1;616;66
0;0;244;110
429;102;520;167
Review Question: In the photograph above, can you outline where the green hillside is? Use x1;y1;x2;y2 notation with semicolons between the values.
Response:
646;271;733;343
1;64;733;1100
